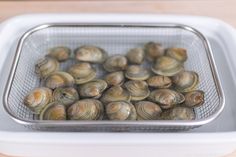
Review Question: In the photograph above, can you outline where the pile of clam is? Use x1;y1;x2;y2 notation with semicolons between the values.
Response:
24;42;204;121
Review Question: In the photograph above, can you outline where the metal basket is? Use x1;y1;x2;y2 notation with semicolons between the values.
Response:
3;23;224;132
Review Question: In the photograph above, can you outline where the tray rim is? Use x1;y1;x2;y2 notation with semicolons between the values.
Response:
3;22;225;129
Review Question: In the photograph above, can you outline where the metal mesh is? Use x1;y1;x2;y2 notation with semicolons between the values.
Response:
5;25;222;131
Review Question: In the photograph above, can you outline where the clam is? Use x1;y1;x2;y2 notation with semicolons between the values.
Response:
68;63;96;84
79;79;107;98
103;55;128;72
147;75;172;89
135;101;162;120
126;48;145;64
165;47;187;63
52;87;79;107
39;102;66;120
47;46;71;62
24;87;52;114
35;57;59;79
172;71;199;92
160;106;195;120
144;42;165;61
106;101;137;120
101;86;131;104
125;65;150;80
75;45;107;63
67;99;104;120
148;89;185;109
124;80;150;101
45;71;75;89
104;71;125;86
184;90;204;107
151;56;184;76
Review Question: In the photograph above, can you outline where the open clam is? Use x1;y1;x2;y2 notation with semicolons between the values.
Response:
184;90;204;107
165;47;187;63
144;42;165;61
47;46;71;62
151;56;184;76
101;86;131;104
106;101;137;120
67;99;104;120
75;45;107;63
24;87;52;114
160;106;195;120
52;87;79;107
172;71;199;92
39;102;66;120
79;79;108;98
125;65;150;80
124;80;150;101
45;71;75;89
135;101;162;120
35;57;59;79
147;75;172;89
68;63;96;84
104;71;124;86
103;55;128;72
126;48;145;64
148;89;185;109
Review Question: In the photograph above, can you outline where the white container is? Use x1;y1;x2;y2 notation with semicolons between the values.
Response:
0;14;236;157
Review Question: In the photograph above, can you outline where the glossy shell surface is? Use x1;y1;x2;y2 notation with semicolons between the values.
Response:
166;48;187;63
184;90;204;107
125;65;150;80
47;46;71;62
40;102;66;120
147;76;172;89
135;101;162;120
126;48;145;64
144;42;165;61
104;71;124;86
103;55;128;72
161;106;195;120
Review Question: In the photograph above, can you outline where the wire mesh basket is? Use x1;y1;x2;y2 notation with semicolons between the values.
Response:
3;23;224;131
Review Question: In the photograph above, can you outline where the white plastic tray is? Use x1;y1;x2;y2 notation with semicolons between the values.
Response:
1;14;236;157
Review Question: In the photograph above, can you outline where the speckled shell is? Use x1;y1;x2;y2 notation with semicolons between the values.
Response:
165;48;187;63
35;57;59;79
68;63;96;84
45;71;75;89
147;75;172;89
148;89;185;109
160;106;195;120
124;80;150;101
104;71;125;86
24;87;52;114
126;48;145;64
103;55;128;72
52;87;79;107
172;71;199;92
125;65;150;80
47;46;71;62
144;42;165;61
39;102;66;120
184;90;204;107
135;101;162;120
79;79;108;98
106;101;137;120
151;56;184;76
67;99;104;120
75;45;108;63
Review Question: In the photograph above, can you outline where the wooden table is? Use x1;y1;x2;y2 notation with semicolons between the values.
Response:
0;0;236;157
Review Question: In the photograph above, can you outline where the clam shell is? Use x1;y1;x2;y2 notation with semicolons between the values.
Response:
75;45;107;63
67;99;104;120
144;42;165;61
147;75;172;89
172;71;199;92
35;57;59;79
126;48;145;64
125;65;150;80
160;106;195;120
184;90;204;107
101;86;131;104
105;71;124;86
45;71;75;89
135;101;162;120
151;56;184;76
52;87;79;107
148;89;185;109
103;55;128;72
79;79;108;98
39;102;66;120
47;46;71;62
165;48;187;63
124;80;150;101
24;87;52;114
68;63;96;84
106;101;137;120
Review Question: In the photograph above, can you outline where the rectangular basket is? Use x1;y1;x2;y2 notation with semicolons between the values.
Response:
3;23;224;132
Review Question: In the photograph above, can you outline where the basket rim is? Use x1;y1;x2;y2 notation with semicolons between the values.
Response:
3;23;225;129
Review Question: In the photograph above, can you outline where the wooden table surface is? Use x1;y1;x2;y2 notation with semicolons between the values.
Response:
0;0;236;157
